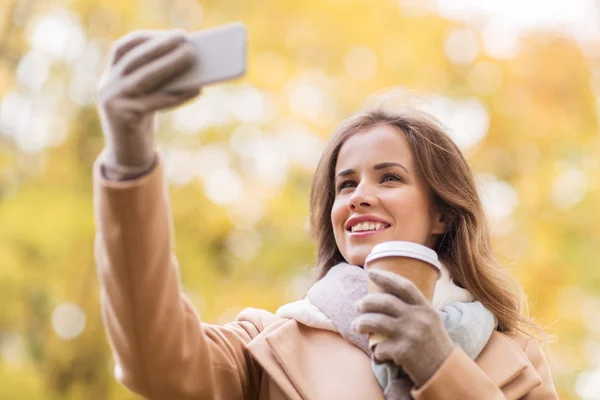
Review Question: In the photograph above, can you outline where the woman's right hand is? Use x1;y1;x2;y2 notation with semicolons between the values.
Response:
97;29;201;179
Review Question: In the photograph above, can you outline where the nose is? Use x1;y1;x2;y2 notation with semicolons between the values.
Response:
347;183;376;211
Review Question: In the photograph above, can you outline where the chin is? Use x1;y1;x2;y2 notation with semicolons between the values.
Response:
345;252;368;268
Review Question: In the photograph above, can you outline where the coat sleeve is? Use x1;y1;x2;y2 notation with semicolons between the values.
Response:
410;338;559;400
410;347;506;400
93;153;264;400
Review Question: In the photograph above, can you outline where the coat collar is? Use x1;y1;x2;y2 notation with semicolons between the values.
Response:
247;319;383;400
247;319;536;399
476;331;529;386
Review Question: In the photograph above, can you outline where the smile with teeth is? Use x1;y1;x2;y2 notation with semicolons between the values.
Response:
350;221;389;232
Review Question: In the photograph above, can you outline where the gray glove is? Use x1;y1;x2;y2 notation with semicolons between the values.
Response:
352;269;455;387
96;29;201;180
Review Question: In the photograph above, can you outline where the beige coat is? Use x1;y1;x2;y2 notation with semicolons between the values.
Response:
93;156;559;399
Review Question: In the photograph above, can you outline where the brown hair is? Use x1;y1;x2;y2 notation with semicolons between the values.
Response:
309;103;541;336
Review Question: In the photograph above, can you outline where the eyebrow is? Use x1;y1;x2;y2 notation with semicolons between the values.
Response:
336;162;410;178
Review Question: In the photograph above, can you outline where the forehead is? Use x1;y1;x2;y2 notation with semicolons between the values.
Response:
335;124;414;172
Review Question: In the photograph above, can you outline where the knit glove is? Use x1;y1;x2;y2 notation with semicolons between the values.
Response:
352;269;455;387
96;29;200;180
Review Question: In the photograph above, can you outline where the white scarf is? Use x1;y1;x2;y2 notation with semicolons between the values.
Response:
276;262;474;331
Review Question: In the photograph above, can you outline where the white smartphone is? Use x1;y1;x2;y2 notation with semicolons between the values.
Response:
161;22;247;92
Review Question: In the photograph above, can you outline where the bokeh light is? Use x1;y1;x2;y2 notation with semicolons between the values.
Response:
51;303;86;340
444;29;479;65
0;1;598;398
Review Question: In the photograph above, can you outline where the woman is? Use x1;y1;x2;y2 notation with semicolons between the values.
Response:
94;29;559;399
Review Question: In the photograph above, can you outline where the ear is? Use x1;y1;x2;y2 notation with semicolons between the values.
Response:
431;210;447;236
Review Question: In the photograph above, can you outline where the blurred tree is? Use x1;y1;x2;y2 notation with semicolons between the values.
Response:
0;0;598;398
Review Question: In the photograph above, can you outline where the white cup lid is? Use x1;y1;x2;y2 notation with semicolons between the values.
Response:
365;241;442;277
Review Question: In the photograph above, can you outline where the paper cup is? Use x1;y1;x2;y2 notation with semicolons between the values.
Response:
365;241;441;348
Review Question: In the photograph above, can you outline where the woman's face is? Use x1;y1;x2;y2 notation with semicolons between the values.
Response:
331;124;445;267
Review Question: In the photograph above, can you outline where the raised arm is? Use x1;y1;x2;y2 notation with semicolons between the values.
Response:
94;30;262;399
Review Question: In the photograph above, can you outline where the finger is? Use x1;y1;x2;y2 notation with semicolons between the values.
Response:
119;30;187;75
109;30;166;65
124;43;196;95
151;88;201;112
373;340;407;366
351;313;396;336
126;88;200;114
357;293;406;317
368;269;427;306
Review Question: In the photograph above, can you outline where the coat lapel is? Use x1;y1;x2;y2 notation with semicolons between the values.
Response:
476;331;529;386
248;319;384;400
476;332;543;399
246;319;304;400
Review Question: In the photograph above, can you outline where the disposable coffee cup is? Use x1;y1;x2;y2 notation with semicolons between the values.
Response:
364;241;441;349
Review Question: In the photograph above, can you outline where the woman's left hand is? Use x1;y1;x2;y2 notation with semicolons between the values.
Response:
351;269;455;387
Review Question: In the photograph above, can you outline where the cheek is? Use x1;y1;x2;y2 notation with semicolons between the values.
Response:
385;191;431;221
331;199;348;228
384;192;434;244
331;199;352;245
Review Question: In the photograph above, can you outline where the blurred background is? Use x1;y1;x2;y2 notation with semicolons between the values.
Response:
0;0;599;398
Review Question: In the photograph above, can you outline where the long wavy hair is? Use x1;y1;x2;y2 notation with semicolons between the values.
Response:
309;101;541;336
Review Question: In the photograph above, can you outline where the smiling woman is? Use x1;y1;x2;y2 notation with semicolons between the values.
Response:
93;29;558;400
311;108;523;334
330;124;446;267
306;106;559;398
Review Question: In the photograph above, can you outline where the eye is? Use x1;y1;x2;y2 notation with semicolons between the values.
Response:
337;180;357;192
381;173;404;183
